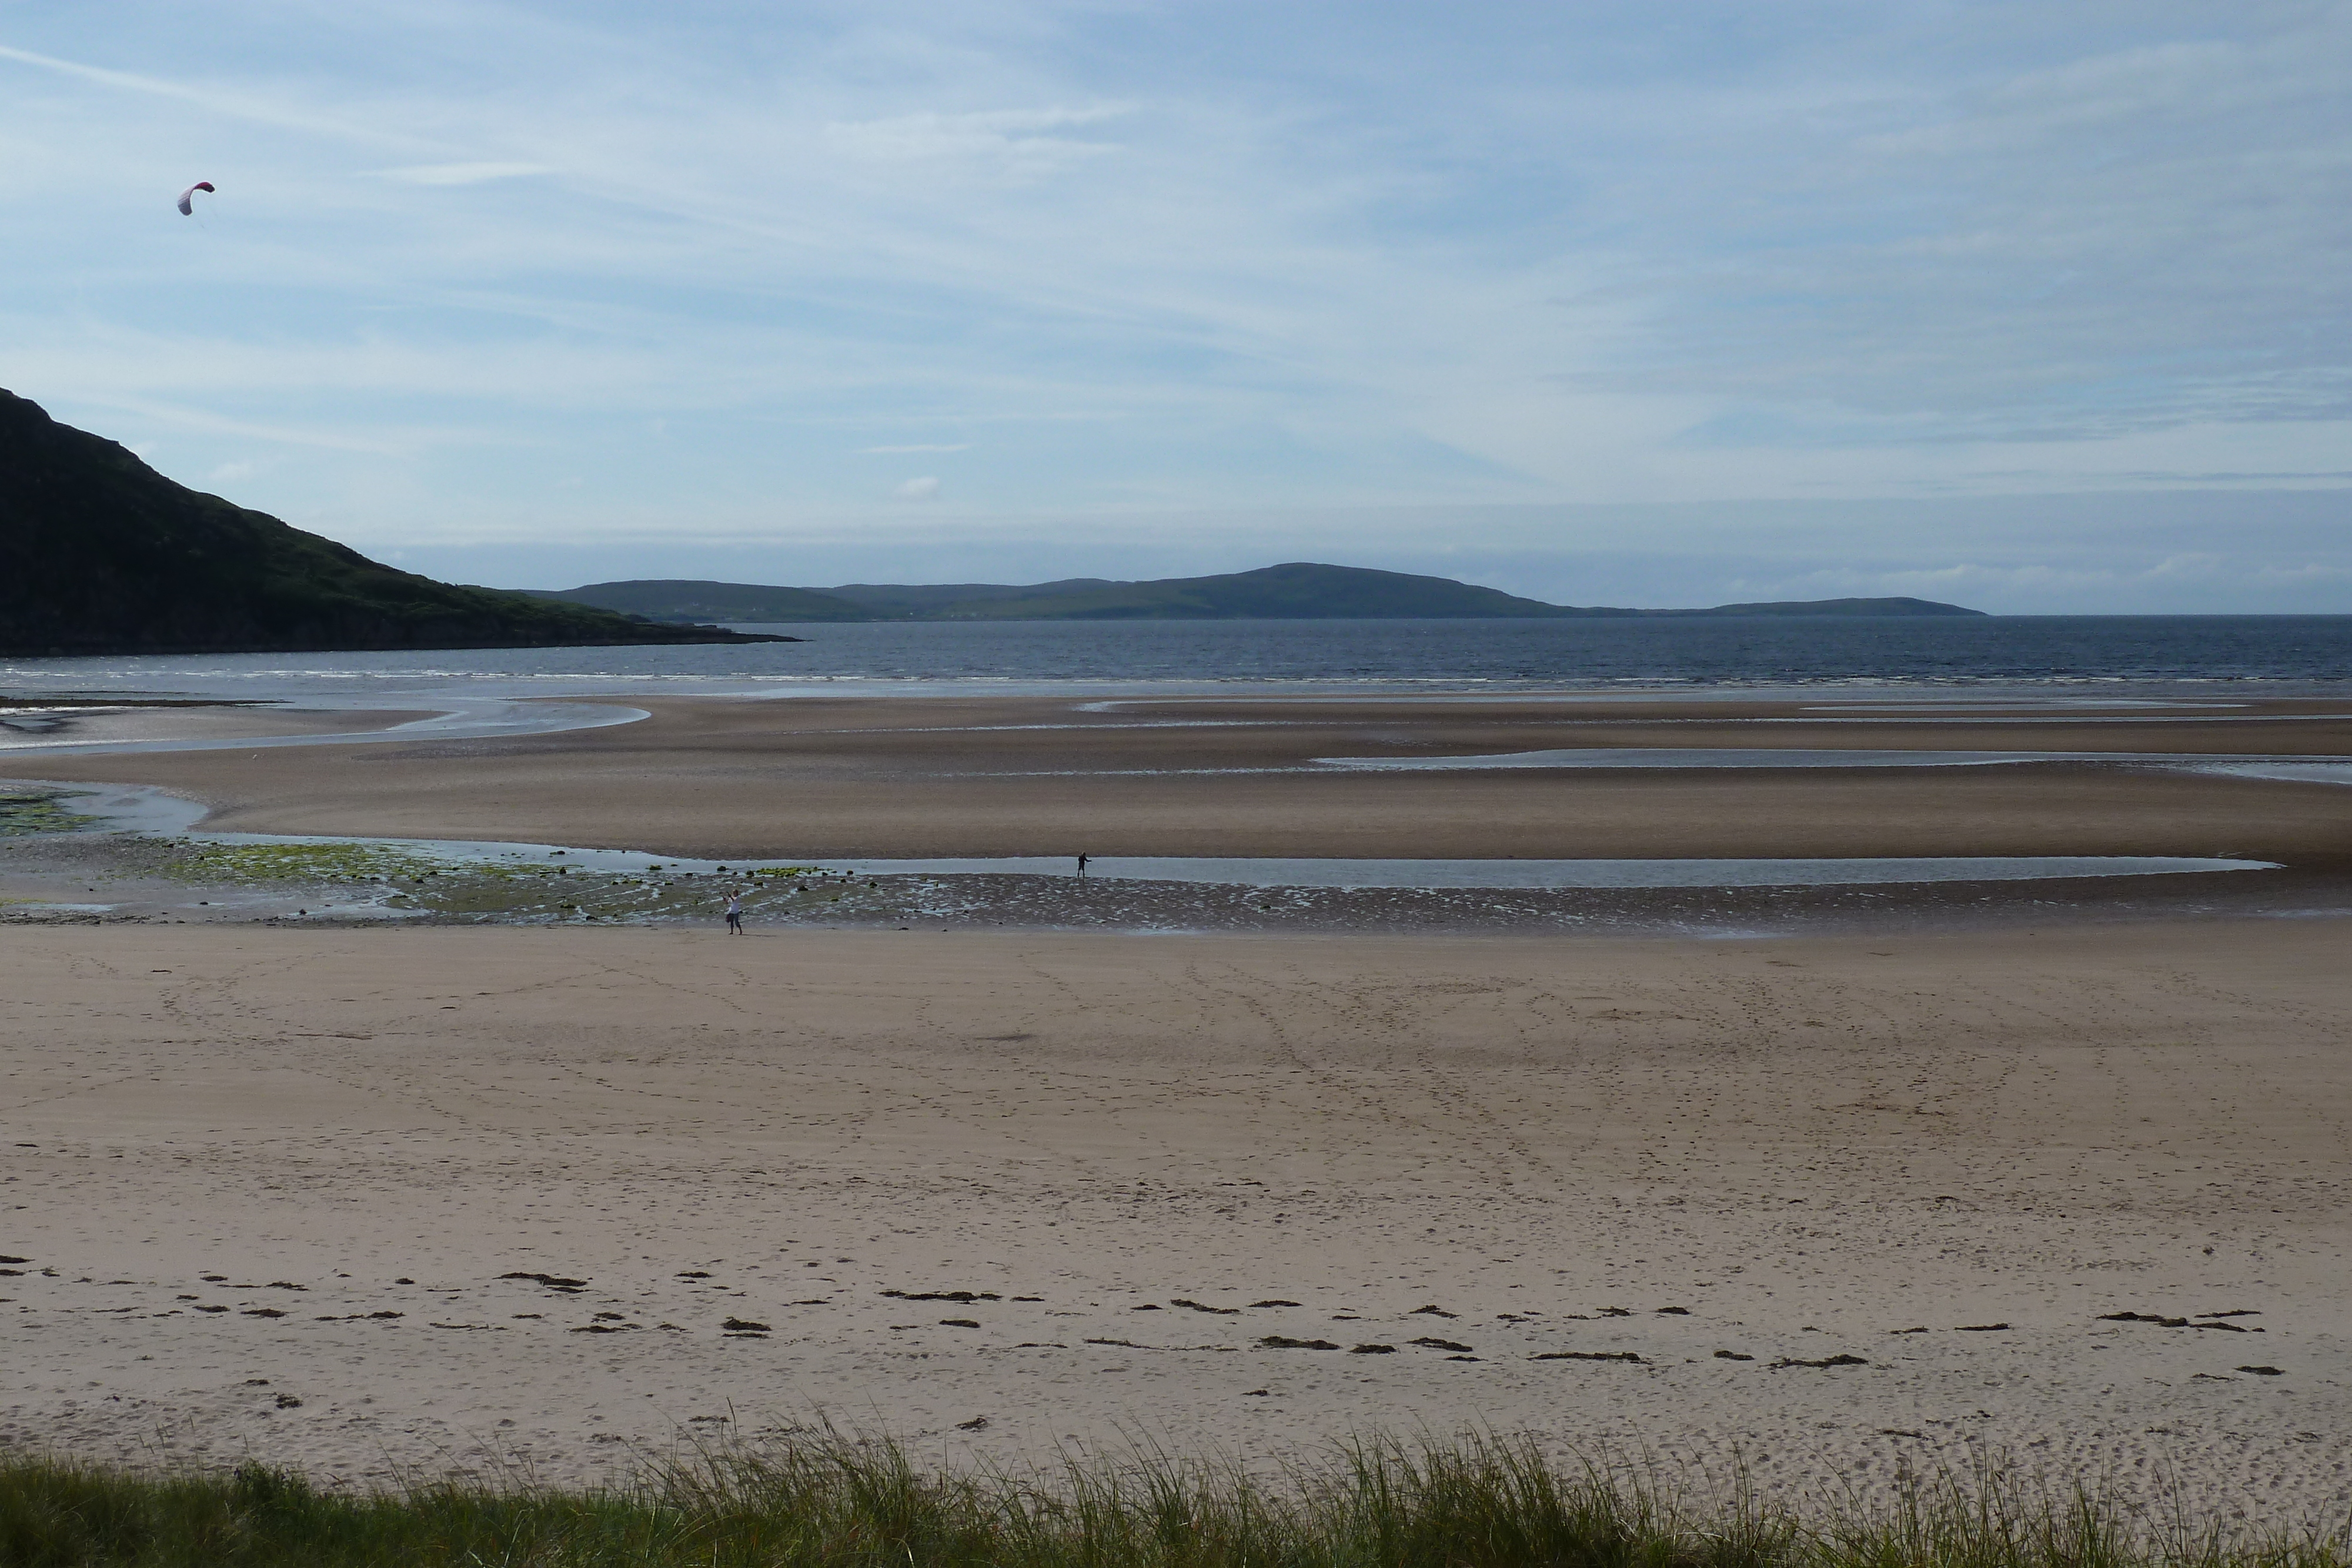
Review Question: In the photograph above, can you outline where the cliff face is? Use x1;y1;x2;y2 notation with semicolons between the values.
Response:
0;391;780;657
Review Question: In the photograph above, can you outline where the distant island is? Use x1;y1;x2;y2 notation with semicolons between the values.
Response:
0;390;790;657
534;564;1987;623
0;389;1986;656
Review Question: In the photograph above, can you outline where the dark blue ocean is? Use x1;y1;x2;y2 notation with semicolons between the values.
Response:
709;615;2352;687
5;616;2351;703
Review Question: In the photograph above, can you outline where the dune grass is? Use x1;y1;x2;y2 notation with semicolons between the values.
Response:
2;1435;2346;1568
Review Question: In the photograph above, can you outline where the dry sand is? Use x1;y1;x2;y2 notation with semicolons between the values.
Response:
4;920;2347;1519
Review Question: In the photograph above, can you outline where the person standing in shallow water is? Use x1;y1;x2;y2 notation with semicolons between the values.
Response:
724;888;744;934
1077;853;1088;879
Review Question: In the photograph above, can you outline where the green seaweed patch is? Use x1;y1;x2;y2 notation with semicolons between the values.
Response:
138;844;893;922
465;861;568;882
390;865;880;923
165;841;449;885
0;791;96;838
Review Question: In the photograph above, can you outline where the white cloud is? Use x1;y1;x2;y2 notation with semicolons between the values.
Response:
0;2;2346;610
379;162;554;186
893;476;943;501
0;39;412;146
821;103;1129;169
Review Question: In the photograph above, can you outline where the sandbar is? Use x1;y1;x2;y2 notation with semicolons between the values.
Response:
4;695;2351;870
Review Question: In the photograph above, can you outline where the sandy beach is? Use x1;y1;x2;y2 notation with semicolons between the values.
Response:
11;1;2351;1547
2;690;2349;1520
4;918;2348;1518
6;694;2352;865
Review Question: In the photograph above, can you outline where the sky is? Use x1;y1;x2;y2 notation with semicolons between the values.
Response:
2;0;2348;611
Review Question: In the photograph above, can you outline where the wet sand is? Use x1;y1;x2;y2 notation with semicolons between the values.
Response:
3;920;2347;1517
0;703;430;750
5;694;2351;868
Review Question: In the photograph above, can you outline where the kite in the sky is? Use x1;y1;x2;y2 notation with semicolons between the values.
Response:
176;181;215;215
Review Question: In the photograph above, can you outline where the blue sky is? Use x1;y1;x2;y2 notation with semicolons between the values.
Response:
3;1;2348;610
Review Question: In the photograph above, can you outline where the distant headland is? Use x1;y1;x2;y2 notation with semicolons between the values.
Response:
1;388;1986;658
0;390;790;657
532;566;1987;624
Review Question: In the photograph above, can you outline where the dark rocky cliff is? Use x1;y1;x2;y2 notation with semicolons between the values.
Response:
0;390;786;657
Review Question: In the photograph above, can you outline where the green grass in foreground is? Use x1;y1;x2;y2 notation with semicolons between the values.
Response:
1;1437;2344;1568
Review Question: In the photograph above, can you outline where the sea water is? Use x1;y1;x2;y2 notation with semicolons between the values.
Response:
4;615;2352;708
32;785;2288;891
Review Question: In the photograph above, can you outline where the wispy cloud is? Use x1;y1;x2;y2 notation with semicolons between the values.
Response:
822;102;1129;175
0;2;2346;608
379;161;554;186
0;38;425;146
62;394;413;457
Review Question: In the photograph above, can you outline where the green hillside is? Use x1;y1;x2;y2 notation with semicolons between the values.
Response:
537;566;1986;623
0;391;789;657
526;579;868;623
931;563;1574;620
818;579;1122;616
